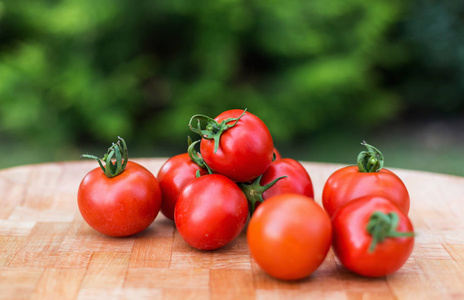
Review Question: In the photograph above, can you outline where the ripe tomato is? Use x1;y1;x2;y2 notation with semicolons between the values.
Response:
322;142;409;217
323;166;410;217
240;158;314;215
331;196;414;277
247;194;332;280
175;174;248;250
78;138;161;237
157;153;207;220
261;158;314;200
189;109;274;183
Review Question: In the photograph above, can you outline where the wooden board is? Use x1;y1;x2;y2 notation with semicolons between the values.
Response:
1;158;464;299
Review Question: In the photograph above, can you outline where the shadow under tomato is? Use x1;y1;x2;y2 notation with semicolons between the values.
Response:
132;216;176;238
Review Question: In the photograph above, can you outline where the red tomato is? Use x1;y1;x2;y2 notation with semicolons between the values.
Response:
331;196;414;277
322;165;410;217
247;194;332;280
157;153;207;220
175;174;248;250
240;158;314;215
322;142;409;217
78;161;161;237
191;109;274;183
262;158;314;199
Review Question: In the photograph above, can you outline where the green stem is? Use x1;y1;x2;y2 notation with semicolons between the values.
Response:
80;136;128;178
188;109;247;153
187;136;213;175
357;141;384;173
239;174;287;216
366;211;414;253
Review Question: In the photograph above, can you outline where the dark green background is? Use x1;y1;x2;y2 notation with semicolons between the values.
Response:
1;0;463;175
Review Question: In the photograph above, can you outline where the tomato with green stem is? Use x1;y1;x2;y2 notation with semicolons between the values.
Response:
331;196;414;277
174;174;248;250
78;137;161;237
240;158;314;215
322;142;410;217
189;109;274;183
247;193;332;280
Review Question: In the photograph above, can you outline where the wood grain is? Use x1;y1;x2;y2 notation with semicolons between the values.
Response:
1;158;464;299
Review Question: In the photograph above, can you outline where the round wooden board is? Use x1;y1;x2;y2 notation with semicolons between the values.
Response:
1;158;464;299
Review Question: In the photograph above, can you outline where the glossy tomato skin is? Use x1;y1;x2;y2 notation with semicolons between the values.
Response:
261;158;314;200
78;161;161;237
322;166;410;217
247;194;332;280
331;196;414;277
175;174;248;250
200;109;273;183
157;153;207;220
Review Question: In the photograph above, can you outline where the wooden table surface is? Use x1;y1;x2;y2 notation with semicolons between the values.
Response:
1;158;464;300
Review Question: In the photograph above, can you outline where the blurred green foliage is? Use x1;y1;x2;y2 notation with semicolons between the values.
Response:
0;0;463;167
385;1;464;113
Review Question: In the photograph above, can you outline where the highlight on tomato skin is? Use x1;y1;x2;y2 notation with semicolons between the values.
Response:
247;193;332;281
331;196;415;277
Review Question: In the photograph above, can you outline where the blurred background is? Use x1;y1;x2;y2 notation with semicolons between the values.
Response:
0;0;463;175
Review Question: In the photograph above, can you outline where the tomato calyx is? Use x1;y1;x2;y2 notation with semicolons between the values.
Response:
188;109;247;153
366;211;414;253
239;174;287;215
187;137;213;176
81;136;128;178
357;141;384;173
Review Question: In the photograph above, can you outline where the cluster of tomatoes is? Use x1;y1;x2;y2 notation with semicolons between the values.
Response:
247;142;414;280
158;109;315;251
77;108;414;281
322;143;414;278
